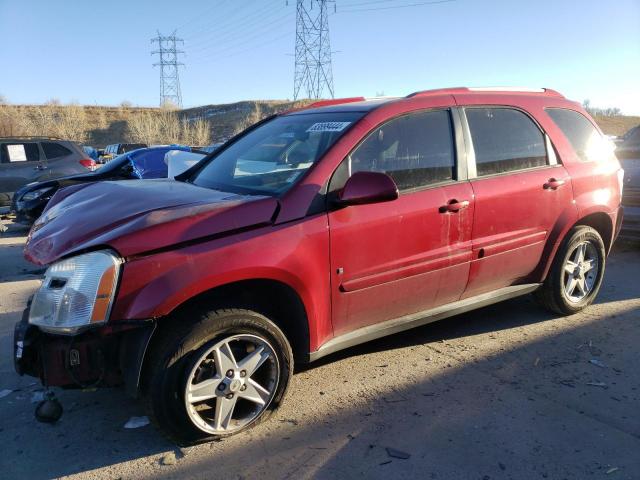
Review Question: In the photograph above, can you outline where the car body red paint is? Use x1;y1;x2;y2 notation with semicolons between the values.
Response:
17;88;623;409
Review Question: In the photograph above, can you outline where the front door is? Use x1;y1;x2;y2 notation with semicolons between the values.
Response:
328;109;474;336
461;107;574;298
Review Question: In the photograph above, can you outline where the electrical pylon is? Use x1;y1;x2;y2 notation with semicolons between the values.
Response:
151;31;185;108
293;0;335;100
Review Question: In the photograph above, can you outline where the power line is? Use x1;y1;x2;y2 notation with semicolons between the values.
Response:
188;11;294;55
151;31;185;108
337;0;455;13
189;30;293;65
294;0;335;100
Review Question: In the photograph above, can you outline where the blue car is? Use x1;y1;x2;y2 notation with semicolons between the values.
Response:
12;145;200;224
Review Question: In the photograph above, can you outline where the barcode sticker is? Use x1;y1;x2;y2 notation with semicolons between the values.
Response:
306;122;351;133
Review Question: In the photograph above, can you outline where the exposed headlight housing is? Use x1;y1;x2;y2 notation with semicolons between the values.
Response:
21;186;56;202
29;250;122;334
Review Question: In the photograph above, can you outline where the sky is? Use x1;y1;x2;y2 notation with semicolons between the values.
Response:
1;0;639;114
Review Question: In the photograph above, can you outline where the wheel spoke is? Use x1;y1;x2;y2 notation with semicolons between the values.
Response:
583;259;595;272
575;244;586;263
237;346;270;377
213;342;237;377
564;261;577;274
576;277;587;296
187;378;220;404
214;395;237;430
239;378;271;405
565;277;577;296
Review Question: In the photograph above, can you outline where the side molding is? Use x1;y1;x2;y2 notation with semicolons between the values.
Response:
309;283;541;362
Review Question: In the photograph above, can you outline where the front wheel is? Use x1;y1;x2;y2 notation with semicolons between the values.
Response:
535;226;606;315
142;309;293;445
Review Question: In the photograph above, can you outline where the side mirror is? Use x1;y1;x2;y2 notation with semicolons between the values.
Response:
337;171;399;206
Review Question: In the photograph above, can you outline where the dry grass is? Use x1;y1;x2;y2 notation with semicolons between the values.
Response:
2;98;636;146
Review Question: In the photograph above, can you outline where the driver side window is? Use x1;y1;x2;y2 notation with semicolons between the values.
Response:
349;109;456;191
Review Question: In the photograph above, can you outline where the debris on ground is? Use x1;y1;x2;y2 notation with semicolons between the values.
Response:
606;467;619;474
589;359;607;368
160;452;176;466
586;381;608;388
534;357;540;366
124;416;150;429
0;389;12;399
385;447;411;460
31;391;45;403
383;394;407;403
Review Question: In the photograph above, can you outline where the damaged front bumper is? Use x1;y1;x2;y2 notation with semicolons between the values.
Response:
14;306;155;396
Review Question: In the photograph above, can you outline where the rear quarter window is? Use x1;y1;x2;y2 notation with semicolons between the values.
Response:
42;142;72;159
546;108;608;162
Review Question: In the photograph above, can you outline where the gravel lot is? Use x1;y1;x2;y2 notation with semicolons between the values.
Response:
0;227;639;480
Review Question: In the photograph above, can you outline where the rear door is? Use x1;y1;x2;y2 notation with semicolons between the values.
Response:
461;107;573;298
0;142;44;201
328;108;474;336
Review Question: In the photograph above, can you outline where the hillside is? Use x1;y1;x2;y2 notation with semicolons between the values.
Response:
1;100;638;146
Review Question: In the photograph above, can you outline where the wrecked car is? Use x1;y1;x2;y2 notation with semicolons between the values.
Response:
15;88;623;444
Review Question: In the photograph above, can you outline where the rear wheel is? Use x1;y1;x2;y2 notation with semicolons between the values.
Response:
535;226;606;315
142;308;293;445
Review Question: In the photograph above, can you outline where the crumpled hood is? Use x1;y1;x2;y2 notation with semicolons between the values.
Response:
25;179;279;265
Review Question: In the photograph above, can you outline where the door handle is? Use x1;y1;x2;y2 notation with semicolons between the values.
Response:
543;178;565;190
33;165;47;171
440;199;470;213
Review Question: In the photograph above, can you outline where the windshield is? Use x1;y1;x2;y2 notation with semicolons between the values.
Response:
95;153;131;174
190;112;364;195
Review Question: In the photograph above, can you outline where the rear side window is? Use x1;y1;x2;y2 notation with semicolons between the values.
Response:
546;108;605;162
350;109;455;191
42;142;72;159
0;143;40;163
466;108;547;176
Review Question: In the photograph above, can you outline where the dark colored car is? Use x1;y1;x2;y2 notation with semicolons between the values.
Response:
100;143;148;162
0;137;94;207
15;88;623;444
12;145;193;224
616;125;640;159
620;156;640;238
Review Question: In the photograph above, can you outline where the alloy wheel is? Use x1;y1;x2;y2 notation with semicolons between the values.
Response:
563;241;599;303
184;334;280;434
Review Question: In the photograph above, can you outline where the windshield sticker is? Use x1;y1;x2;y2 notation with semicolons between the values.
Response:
7;144;27;162
306;121;351;133
279;132;296;138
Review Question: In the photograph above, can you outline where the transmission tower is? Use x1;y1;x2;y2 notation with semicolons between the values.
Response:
151;31;185;108
293;0;335;100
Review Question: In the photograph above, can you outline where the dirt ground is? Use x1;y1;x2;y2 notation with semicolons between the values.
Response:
0;228;638;480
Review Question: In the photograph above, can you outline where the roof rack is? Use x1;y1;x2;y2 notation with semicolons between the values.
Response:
407;87;564;98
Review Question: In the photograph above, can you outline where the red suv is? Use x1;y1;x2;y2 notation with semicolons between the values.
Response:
15;87;624;444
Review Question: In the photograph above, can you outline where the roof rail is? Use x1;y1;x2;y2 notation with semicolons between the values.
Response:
305;97;367;108
406;87;469;98
0;136;63;140
407;87;564;98
467;86;564;97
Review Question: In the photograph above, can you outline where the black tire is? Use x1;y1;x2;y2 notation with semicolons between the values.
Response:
141;308;293;445
535;226;606;315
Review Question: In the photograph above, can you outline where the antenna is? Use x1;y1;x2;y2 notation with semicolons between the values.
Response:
151;31;185;108
293;0;335;100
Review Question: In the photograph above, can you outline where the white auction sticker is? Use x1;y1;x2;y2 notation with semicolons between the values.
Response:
7;144;27;162
306;122;351;133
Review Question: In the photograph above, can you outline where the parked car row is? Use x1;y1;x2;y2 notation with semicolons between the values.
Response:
12;145;207;224
13;87;625;444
